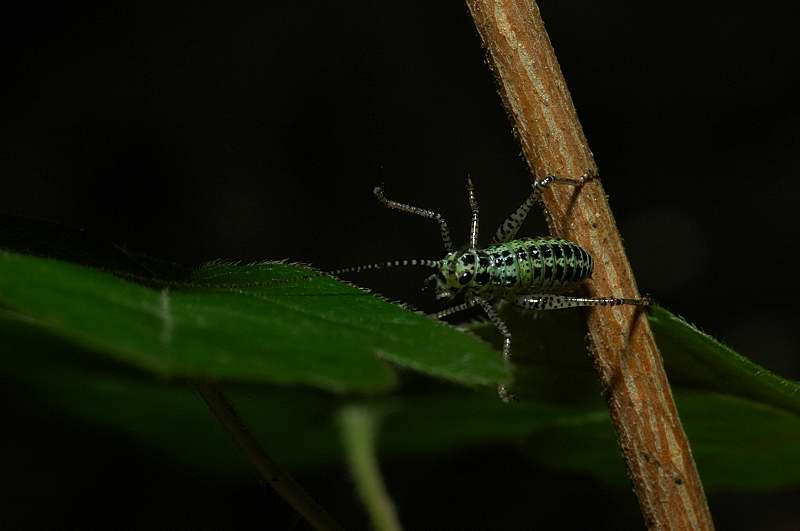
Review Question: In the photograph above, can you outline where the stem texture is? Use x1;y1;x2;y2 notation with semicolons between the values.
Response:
464;1;715;529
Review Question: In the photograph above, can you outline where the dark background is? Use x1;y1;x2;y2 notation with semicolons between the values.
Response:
2;1;799;529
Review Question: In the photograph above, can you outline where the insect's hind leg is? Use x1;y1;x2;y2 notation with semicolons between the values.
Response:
373;186;454;252
490;171;596;244
515;294;649;311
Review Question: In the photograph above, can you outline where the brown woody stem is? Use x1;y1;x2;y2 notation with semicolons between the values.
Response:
464;1;715;529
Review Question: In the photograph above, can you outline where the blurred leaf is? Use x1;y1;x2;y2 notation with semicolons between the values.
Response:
8;345;799;492
524;390;800;491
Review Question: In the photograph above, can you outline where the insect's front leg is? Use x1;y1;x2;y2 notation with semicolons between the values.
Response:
469;296;517;402
470;296;511;361
515;294;649;311
432;299;478;320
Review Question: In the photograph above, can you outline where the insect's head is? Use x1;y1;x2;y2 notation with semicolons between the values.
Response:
424;250;468;301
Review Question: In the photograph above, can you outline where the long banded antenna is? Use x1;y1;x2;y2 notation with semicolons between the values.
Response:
332;259;440;276
374;186;453;252
466;176;479;250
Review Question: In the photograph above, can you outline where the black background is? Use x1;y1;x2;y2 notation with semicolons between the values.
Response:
2;1;799;529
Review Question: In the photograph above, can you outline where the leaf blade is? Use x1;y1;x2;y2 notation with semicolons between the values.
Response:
650;305;800;415
0;250;506;391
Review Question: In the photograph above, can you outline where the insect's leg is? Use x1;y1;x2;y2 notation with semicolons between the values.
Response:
466;177;479;250
471;296;516;402
515;294;649;311
535;170;596;190
490;170;596;244
374;186;453;252
471;297;512;362
432;299;478;320
490;191;534;245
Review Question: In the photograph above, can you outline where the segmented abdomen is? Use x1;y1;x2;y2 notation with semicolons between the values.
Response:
469;237;592;296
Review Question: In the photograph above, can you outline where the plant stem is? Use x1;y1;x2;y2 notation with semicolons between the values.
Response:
196;382;345;531
463;1;715;529
339;405;403;531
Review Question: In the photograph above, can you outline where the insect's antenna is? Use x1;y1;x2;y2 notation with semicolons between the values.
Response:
465;176;479;250
374;186;453;253
331;259;440;276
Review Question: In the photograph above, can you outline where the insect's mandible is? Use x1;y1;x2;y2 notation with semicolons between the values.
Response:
332;173;648;400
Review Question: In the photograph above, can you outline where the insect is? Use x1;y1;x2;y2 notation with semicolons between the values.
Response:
333;173;648;398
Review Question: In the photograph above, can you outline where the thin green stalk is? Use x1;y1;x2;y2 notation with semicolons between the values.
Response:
338;405;403;531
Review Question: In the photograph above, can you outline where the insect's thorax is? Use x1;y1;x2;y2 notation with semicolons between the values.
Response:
437;237;593;299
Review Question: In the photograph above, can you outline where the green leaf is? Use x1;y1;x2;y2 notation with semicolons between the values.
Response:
0;250;505;392
650;305;800;415
11;351;799;492
5;373;336;477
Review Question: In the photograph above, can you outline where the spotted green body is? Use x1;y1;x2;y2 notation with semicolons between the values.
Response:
435;237;593;300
